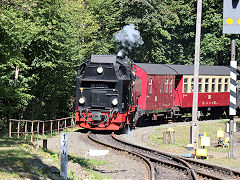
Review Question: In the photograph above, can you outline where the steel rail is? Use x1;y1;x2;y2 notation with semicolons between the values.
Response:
87;132;155;180
182;157;240;178
112;133;197;180
112;133;240;180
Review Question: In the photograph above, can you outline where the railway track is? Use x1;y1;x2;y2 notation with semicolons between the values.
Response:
87;132;240;180
88;132;196;180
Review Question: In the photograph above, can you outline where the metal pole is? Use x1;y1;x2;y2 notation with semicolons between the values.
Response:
191;0;202;149
228;35;236;158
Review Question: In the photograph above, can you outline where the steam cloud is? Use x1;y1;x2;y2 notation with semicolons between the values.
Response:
114;24;144;57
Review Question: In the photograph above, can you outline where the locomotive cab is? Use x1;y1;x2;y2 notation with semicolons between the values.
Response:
75;55;133;130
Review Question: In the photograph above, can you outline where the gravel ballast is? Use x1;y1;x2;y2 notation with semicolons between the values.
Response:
35;131;149;179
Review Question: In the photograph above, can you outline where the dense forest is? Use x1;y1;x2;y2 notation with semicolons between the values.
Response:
0;0;239;134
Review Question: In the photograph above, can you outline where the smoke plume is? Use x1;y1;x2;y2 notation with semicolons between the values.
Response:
114;24;144;57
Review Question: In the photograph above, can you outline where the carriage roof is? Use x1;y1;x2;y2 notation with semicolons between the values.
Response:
135;63;230;76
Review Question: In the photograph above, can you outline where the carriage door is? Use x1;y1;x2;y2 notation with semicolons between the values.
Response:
163;76;174;108
159;76;164;107
169;76;175;107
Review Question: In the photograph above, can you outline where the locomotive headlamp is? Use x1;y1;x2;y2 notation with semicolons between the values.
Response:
97;66;103;74
112;98;118;106
79;97;85;104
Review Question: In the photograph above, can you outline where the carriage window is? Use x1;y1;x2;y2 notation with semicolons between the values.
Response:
160;79;164;93
218;78;222;92
224;78;229;92
169;78;173;93
149;78;152;94
199;78;202;92
165;78;168;93
183;78;188;93
191;78;194;92
212;78;216;92
205;78;209;92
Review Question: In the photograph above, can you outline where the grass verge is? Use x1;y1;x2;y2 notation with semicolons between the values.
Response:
0;135;110;180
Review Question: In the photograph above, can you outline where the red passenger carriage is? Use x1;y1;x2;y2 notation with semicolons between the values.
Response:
133;63;230;120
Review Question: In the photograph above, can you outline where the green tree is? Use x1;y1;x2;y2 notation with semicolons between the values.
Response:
0;0;38;133
0;0;100;128
84;0;123;57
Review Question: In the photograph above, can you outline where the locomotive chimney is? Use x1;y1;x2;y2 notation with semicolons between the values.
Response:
117;50;125;59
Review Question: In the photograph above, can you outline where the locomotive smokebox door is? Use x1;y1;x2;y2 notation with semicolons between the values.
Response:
92;111;101;121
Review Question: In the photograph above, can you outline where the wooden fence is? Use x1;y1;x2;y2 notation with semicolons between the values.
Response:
9;117;76;142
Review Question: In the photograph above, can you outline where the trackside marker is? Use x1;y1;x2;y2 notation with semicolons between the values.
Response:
60;132;68;180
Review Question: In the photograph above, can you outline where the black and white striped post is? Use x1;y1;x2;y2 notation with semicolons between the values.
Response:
223;0;240;159
228;35;237;158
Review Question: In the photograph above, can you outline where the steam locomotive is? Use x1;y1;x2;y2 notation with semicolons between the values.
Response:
75;55;136;130
75;55;238;131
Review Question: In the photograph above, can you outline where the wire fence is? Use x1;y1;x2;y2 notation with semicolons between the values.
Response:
9;117;76;142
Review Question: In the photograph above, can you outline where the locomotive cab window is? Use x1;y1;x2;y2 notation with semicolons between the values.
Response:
149;78;152;94
218;78;222;92
224;78;229;92
212;78;216;92
165;78;168;93
183;78;188;93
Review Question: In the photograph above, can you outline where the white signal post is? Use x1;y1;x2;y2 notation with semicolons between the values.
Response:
228;37;237;158
191;0;203;150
